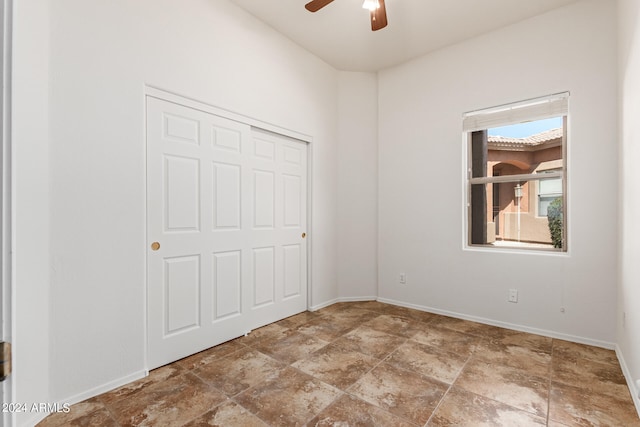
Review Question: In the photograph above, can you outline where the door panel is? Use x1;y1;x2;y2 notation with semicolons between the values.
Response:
247;129;308;327
253;247;275;307
212;127;242;152
164;155;200;232
212;250;241;321
254;170;275;228
254;137;275;160
212;162;241;229
283;174;302;227
147;97;308;369
164;113;199;145
164;255;200;335
283;244;302;298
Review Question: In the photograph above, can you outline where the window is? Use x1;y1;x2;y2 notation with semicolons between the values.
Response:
463;93;568;251
537;171;562;217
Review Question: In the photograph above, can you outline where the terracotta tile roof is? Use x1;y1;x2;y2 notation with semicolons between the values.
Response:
488;128;562;150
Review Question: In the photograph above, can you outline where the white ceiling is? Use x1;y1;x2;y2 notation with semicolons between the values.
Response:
229;0;581;71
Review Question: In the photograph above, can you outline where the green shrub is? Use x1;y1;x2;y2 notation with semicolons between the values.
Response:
547;197;563;249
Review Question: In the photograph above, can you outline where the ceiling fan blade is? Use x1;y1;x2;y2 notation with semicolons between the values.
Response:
370;0;388;31
305;0;335;12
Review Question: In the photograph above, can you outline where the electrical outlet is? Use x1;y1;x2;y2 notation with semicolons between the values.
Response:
508;289;518;303
399;273;406;284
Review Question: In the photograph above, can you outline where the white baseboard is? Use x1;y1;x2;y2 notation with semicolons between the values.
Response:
15;369;146;427
309;296;378;312
309;298;340;311
375;297;640;417
335;296;378;303
30;299;639;426
616;344;640;418
309;297;340;311
16;412;46;427
59;369;148;408
376;297;616;350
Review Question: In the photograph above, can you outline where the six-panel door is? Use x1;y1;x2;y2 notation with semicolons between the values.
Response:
146;97;307;369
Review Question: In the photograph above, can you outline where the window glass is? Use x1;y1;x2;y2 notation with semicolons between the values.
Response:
538;175;562;216
464;94;567;251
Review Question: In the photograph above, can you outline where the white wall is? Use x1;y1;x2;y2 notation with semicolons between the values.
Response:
378;0;618;344
13;0;340;413
13;0;634;422
337;72;378;300
618;0;640;412
11;0;51;425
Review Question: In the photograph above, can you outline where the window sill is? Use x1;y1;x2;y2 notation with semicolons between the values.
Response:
464;242;569;256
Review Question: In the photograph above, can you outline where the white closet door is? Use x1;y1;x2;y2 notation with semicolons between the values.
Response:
248;129;308;329
146;97;307;369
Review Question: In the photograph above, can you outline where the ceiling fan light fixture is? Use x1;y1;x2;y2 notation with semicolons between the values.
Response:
305;0;387;31
362;0;380;11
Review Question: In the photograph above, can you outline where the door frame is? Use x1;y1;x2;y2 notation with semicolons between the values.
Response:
1;0;12;424
143;86;314;370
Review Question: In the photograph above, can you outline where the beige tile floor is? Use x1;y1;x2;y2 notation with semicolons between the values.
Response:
38;301;640;426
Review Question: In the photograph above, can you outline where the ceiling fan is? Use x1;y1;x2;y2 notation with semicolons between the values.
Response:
305;0;388;31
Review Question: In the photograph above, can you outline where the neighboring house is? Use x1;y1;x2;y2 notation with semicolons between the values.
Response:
486;128;564;245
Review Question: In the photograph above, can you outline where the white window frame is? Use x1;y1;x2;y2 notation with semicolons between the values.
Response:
463;92;569;252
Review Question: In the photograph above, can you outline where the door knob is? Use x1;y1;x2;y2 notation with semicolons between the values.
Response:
301;233;306;238
151;242;161;251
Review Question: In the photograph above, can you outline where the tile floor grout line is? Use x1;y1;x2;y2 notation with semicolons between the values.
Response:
546;339;556;426
296;315;421;426
204;345;294;427
227;395;274;427
280;314;394;426
164;370;232;427
329;315;412;421
423;348;476;427
352;334;456;427
241;336;350;427
96;392;127;427
423;382;454;426
35;302;640;426
350;338;403;392
99;402;122;427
